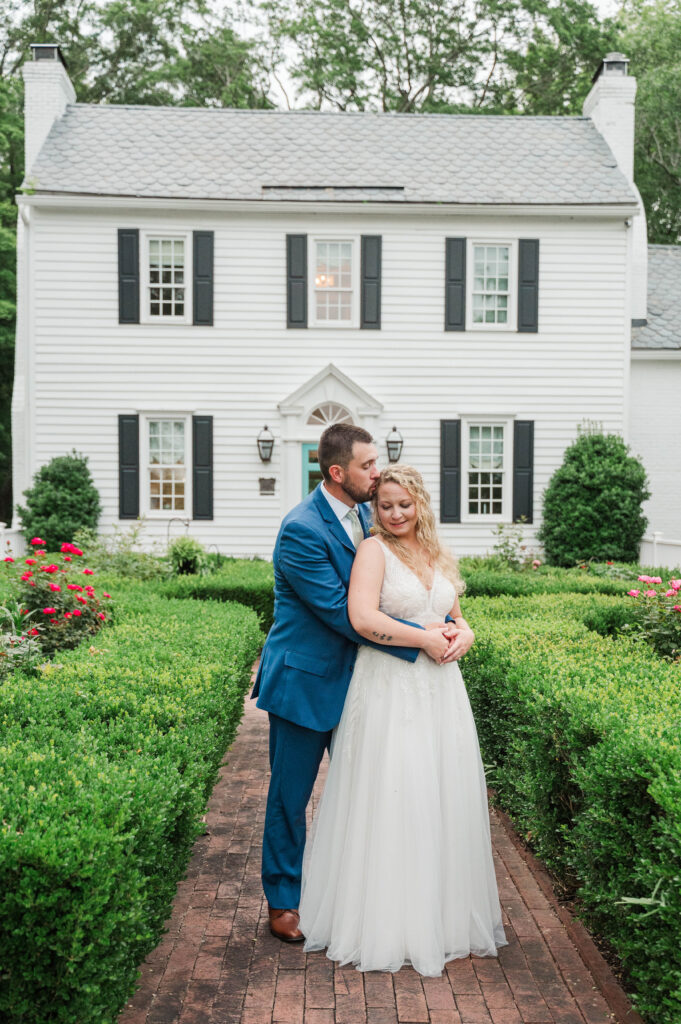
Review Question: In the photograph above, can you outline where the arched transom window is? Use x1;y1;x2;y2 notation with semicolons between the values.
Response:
307;402;353;427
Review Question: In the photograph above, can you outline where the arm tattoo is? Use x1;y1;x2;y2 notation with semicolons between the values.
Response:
372;631;393;642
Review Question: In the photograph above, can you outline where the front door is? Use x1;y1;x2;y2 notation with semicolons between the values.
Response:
302;443;323;497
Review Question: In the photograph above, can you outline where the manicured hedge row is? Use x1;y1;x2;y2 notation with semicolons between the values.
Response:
160;560;276;631
0;586;263;1023
462;592;681;1024
461;568;632;598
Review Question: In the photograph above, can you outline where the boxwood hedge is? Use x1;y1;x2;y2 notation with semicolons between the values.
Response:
0;585;263;1023
462;592;681;1024
160;559;276;631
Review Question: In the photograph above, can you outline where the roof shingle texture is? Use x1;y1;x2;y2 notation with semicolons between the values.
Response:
632;245;681;350
28;105;637;205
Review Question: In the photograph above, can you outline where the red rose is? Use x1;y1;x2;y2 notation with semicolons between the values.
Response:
98;612;106;621
3;556;14;563
103;592;111;598
76;595;88;603
49;583;61;592
83;568;94;575
42;607;57;615
30;538;46;545
35;550;46;556
28;628;39;636
25;558;37;566
63;556;72;562
72;609;82;617
67;584;83;592
64;612;72;619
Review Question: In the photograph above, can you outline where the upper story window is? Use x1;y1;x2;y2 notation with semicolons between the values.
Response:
145;416;190;514
310;238;359;327
467;240;517;331
143;234;191;324
463;419;510;521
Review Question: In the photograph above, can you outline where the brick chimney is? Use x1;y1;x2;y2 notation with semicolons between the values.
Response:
22;44;76;176
583;53;647;322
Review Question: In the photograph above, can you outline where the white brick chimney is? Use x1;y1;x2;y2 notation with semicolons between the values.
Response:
583;52;647;321
22;44;76;176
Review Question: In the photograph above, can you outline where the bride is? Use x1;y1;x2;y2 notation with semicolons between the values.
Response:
298;464;507;976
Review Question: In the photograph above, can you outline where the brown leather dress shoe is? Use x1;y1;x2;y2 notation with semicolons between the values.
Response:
268;906;305;943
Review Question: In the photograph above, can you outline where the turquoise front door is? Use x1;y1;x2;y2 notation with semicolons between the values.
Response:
302;443;323;497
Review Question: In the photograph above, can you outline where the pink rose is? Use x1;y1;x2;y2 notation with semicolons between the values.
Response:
637;575;652;583
42;607;57;615
103;592;111;599
644;590;657;598
670;579;681;590
49;583;61;592
98;612;106;621
665;590;676;597
35;550;46;556
674;605;681;613
30;538;46;545
627;590;640;597
650;577;662;584
72;609;82;617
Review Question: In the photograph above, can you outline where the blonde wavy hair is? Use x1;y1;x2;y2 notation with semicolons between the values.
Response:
371;464;465;594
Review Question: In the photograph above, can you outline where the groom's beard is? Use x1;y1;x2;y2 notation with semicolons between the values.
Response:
341;478;377;505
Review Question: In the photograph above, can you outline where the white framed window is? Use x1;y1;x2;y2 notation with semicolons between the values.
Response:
142;415;192;516
467;240;516;331
462;418;511;521
309;237;359;327
142;233;191;324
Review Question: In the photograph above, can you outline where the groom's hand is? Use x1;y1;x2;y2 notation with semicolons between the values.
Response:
441;623;475;663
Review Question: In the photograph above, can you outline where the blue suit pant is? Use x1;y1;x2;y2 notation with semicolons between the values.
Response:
262;713;332;909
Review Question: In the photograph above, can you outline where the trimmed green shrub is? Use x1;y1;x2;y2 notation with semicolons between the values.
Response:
168;535;207;575
462;592;681;1024
462;568;631;598
73;522;169;580
17;451;101;552
161;559;275;630
0;585;263;1023
538;431;649;566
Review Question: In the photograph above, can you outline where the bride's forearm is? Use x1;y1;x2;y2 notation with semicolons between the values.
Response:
350;607;429;647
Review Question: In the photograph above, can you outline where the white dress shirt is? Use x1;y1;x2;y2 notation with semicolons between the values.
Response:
320;482;360;545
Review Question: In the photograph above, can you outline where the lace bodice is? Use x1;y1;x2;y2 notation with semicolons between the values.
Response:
373;538;456;625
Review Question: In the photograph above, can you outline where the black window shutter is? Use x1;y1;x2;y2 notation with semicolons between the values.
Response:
118;414;139;519
287;234;307;327
445;238;466;331
118;229;139;324
512;420;534;522
440;420;461;523
360;235;381;329
193;415;213;520
193;231;214;326
518;240;539;333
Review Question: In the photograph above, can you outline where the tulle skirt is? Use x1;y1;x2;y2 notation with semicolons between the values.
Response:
299;646;508;976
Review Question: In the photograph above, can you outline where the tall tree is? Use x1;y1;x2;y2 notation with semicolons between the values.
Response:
618;0;681;243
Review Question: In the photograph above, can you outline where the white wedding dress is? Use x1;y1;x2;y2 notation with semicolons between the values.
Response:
299;538;507;976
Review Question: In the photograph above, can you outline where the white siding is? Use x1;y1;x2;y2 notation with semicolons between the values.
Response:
629;358;681;540
16;204;630;557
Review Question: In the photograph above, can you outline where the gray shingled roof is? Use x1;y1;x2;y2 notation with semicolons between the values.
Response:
632;245;681;350
27;105;637;206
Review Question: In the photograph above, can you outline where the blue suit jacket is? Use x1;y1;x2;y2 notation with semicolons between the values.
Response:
252;483;420;731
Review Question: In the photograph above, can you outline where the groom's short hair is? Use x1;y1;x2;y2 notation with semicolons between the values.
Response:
318;424;374;480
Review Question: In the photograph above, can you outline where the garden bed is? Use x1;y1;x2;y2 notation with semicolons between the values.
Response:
0;582;263;1023
463;591;681;1024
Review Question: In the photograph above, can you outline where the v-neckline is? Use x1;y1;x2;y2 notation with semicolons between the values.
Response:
376;538;436;593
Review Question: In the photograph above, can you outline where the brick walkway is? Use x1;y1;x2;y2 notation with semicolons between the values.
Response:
119;683;639;1024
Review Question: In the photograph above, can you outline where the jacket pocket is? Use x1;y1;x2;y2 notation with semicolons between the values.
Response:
283;649;329;678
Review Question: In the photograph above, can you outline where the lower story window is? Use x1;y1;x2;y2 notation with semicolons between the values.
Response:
467;424;504;515
148;418;187;512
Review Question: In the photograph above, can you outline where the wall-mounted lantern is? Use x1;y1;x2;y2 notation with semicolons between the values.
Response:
257;425;275;462
386;426;403;463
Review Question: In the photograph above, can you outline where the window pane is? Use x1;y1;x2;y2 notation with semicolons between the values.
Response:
471;244;511;325
148;237;187;318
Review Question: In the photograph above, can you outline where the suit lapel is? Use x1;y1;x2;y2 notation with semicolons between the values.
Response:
312;484;357;555
358;502;372;539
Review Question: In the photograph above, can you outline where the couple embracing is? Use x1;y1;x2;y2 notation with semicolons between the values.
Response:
252;423;507;976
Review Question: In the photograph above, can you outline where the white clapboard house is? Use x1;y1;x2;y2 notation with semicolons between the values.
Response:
9;45;681;561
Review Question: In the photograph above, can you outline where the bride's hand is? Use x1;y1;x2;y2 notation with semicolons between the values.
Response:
421;626;450;663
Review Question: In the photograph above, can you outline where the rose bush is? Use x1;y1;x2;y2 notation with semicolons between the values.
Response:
2;539;112;655
622;575;681;661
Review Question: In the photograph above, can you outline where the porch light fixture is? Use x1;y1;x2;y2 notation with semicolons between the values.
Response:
257;425;275;462
386;426;403;463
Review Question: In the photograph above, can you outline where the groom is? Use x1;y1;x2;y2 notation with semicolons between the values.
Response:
253;423;471;942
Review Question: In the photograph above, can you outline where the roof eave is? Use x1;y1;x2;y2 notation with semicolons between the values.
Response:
16;192;641;218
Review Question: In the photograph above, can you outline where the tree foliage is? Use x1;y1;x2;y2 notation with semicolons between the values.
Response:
17;450;101;550
538;430;650;567
619;0;681;243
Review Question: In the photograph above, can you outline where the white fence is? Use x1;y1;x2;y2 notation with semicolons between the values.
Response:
639;532;681;570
